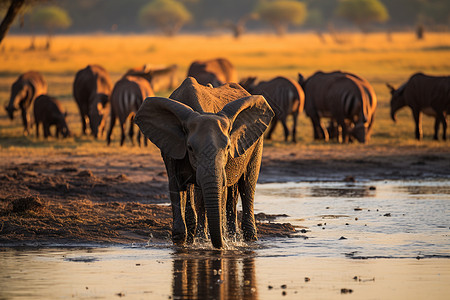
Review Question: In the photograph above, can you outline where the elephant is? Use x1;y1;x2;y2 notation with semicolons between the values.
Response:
239;76;305;143
33;95;71;138
5;71;47;135
107;75;154;146
187;58;238;87
388;73;450;140
125;64;179;93
73;64;112;138
299;71;372;143
135;77;274;248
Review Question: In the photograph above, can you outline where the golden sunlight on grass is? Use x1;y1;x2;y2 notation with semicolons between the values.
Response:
1;32;449;155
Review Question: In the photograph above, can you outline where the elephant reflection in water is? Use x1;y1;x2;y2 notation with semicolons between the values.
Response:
172;254;257;300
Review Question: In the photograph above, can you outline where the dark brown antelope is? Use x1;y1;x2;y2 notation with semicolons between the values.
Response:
388;73;450;140
33;95;71;139
240;76;304;143
299;71;372;143
107;75;155;146
5;71;47;135
73;64;112;138
187;58;238;87
125;64;179;93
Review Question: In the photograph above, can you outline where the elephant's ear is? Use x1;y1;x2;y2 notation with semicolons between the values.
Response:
135;97;198;159
220;95;274;158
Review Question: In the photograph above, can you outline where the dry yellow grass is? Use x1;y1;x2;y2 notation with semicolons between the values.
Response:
0;32;449;154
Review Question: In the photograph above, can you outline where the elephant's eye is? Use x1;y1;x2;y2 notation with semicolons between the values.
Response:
187;143;193;152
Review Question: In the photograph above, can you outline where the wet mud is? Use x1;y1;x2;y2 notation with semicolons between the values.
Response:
1;144;449;246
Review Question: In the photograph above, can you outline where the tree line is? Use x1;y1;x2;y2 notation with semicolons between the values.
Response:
1;0;449;45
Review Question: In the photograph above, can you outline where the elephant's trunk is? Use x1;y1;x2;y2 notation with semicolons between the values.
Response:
198;168;226;249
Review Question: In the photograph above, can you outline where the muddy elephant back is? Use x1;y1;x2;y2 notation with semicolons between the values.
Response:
169;77;250;113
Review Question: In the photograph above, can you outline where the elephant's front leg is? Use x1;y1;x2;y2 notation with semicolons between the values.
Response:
185;184;197;244
169;187;188;246
238;177;257;241
193;185;207;240
226;184;239;239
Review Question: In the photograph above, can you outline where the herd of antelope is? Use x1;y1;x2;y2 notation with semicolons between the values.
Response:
4;57;450;143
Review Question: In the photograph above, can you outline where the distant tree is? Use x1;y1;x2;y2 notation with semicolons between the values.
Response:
30;5;71;49
139;0;192;36
221;13;257;39
0;0;49;46
336;0;389;32
254;0;307;36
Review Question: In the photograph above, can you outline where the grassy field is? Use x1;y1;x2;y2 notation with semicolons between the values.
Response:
0;32;449;155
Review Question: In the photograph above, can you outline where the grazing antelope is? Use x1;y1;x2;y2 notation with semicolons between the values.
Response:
73;65;112;138
299;71;373;143
5;71;47;135
125;64;179;93
33;95;71;139
107;75;155;146
388;73;450;140
187;58;238;87
240;76;304;143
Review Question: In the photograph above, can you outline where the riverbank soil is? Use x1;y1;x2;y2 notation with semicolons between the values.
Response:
1;143;449;246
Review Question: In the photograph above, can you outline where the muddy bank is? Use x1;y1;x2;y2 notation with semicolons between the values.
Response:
1;144;449;246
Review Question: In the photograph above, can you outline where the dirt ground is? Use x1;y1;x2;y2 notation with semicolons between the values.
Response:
1;143;449;246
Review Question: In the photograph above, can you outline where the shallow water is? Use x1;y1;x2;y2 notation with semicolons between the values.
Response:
255;180;450;259
1;180;450;299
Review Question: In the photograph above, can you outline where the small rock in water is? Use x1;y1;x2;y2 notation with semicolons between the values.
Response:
344;176;356;182
77;170;94;177
341;288;353;294
339;236;347;240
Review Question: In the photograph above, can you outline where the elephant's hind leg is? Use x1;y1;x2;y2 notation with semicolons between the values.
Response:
238;140;263;242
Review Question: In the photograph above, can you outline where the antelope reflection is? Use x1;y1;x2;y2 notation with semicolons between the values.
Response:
172;251;258;300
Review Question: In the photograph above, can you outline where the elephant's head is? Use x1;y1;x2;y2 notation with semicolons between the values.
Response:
135;95;274;248
387;83;406;122
88;93;109;138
